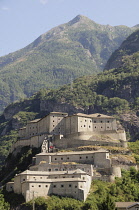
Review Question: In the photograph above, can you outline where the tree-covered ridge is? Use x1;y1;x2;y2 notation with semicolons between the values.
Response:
0;15;137;112
32;52;139;114
105;29;139;70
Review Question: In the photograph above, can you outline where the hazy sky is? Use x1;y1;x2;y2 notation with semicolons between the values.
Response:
0;0;139;57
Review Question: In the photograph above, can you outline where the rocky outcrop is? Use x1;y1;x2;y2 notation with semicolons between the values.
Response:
119;113;139;140
40;100;84;115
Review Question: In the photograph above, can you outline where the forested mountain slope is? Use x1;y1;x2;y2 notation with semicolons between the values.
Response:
2;47;139;168
0;15;137;112
105;29;139;70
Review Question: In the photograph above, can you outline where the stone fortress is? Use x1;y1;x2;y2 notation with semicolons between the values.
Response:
11;112;127;153
7;112;127;201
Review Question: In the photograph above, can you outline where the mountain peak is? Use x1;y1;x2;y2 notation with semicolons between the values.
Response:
67;15;92;26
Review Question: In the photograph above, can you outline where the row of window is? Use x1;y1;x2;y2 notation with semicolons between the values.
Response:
31;184;79;188
81;120;110;123
29;126;37;129
53;184;78;188
53;156;94;161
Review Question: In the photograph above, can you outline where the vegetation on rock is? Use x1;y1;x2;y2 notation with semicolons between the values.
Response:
0;15;137;112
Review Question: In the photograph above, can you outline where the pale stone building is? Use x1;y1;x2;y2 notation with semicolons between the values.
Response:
7;147;122;202
7;169;91;202
34;150;111;168
30;162;93;177
12;112;127;154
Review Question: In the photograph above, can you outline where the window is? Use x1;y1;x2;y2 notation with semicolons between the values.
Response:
32;186;34;187
75;186;77;188
40;177;42;179
61;185;64;188
85;120;86;122
38;185;41;187
48;169;51;171
69;184;72;187
80;157;82;159
53;120;54;122
53;185;56;188
67;157;69;160
94;121;96;123
89;126;91;128
86;156;88;159
107;121;109;123
53;125;55;127
55;158;57;160
101;127;103;128
61;158;63;160
84;125;86;127
95;126;96;128
72;176;74;178
55;168;58;171
90;120;92;122
45;185;48;187
101;121;103;123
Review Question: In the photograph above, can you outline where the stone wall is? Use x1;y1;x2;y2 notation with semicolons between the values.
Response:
35;151;111;169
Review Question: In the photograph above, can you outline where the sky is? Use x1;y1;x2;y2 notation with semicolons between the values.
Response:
0;0;139;57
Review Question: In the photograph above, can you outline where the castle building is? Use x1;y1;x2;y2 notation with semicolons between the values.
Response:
6;112;127;202
6;169;92;202
11;112;127;154
6;148;122;201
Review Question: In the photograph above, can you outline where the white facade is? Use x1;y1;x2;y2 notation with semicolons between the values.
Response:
19;112;68;139
12;169;91;202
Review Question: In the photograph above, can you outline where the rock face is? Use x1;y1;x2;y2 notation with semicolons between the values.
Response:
40;100;84;115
